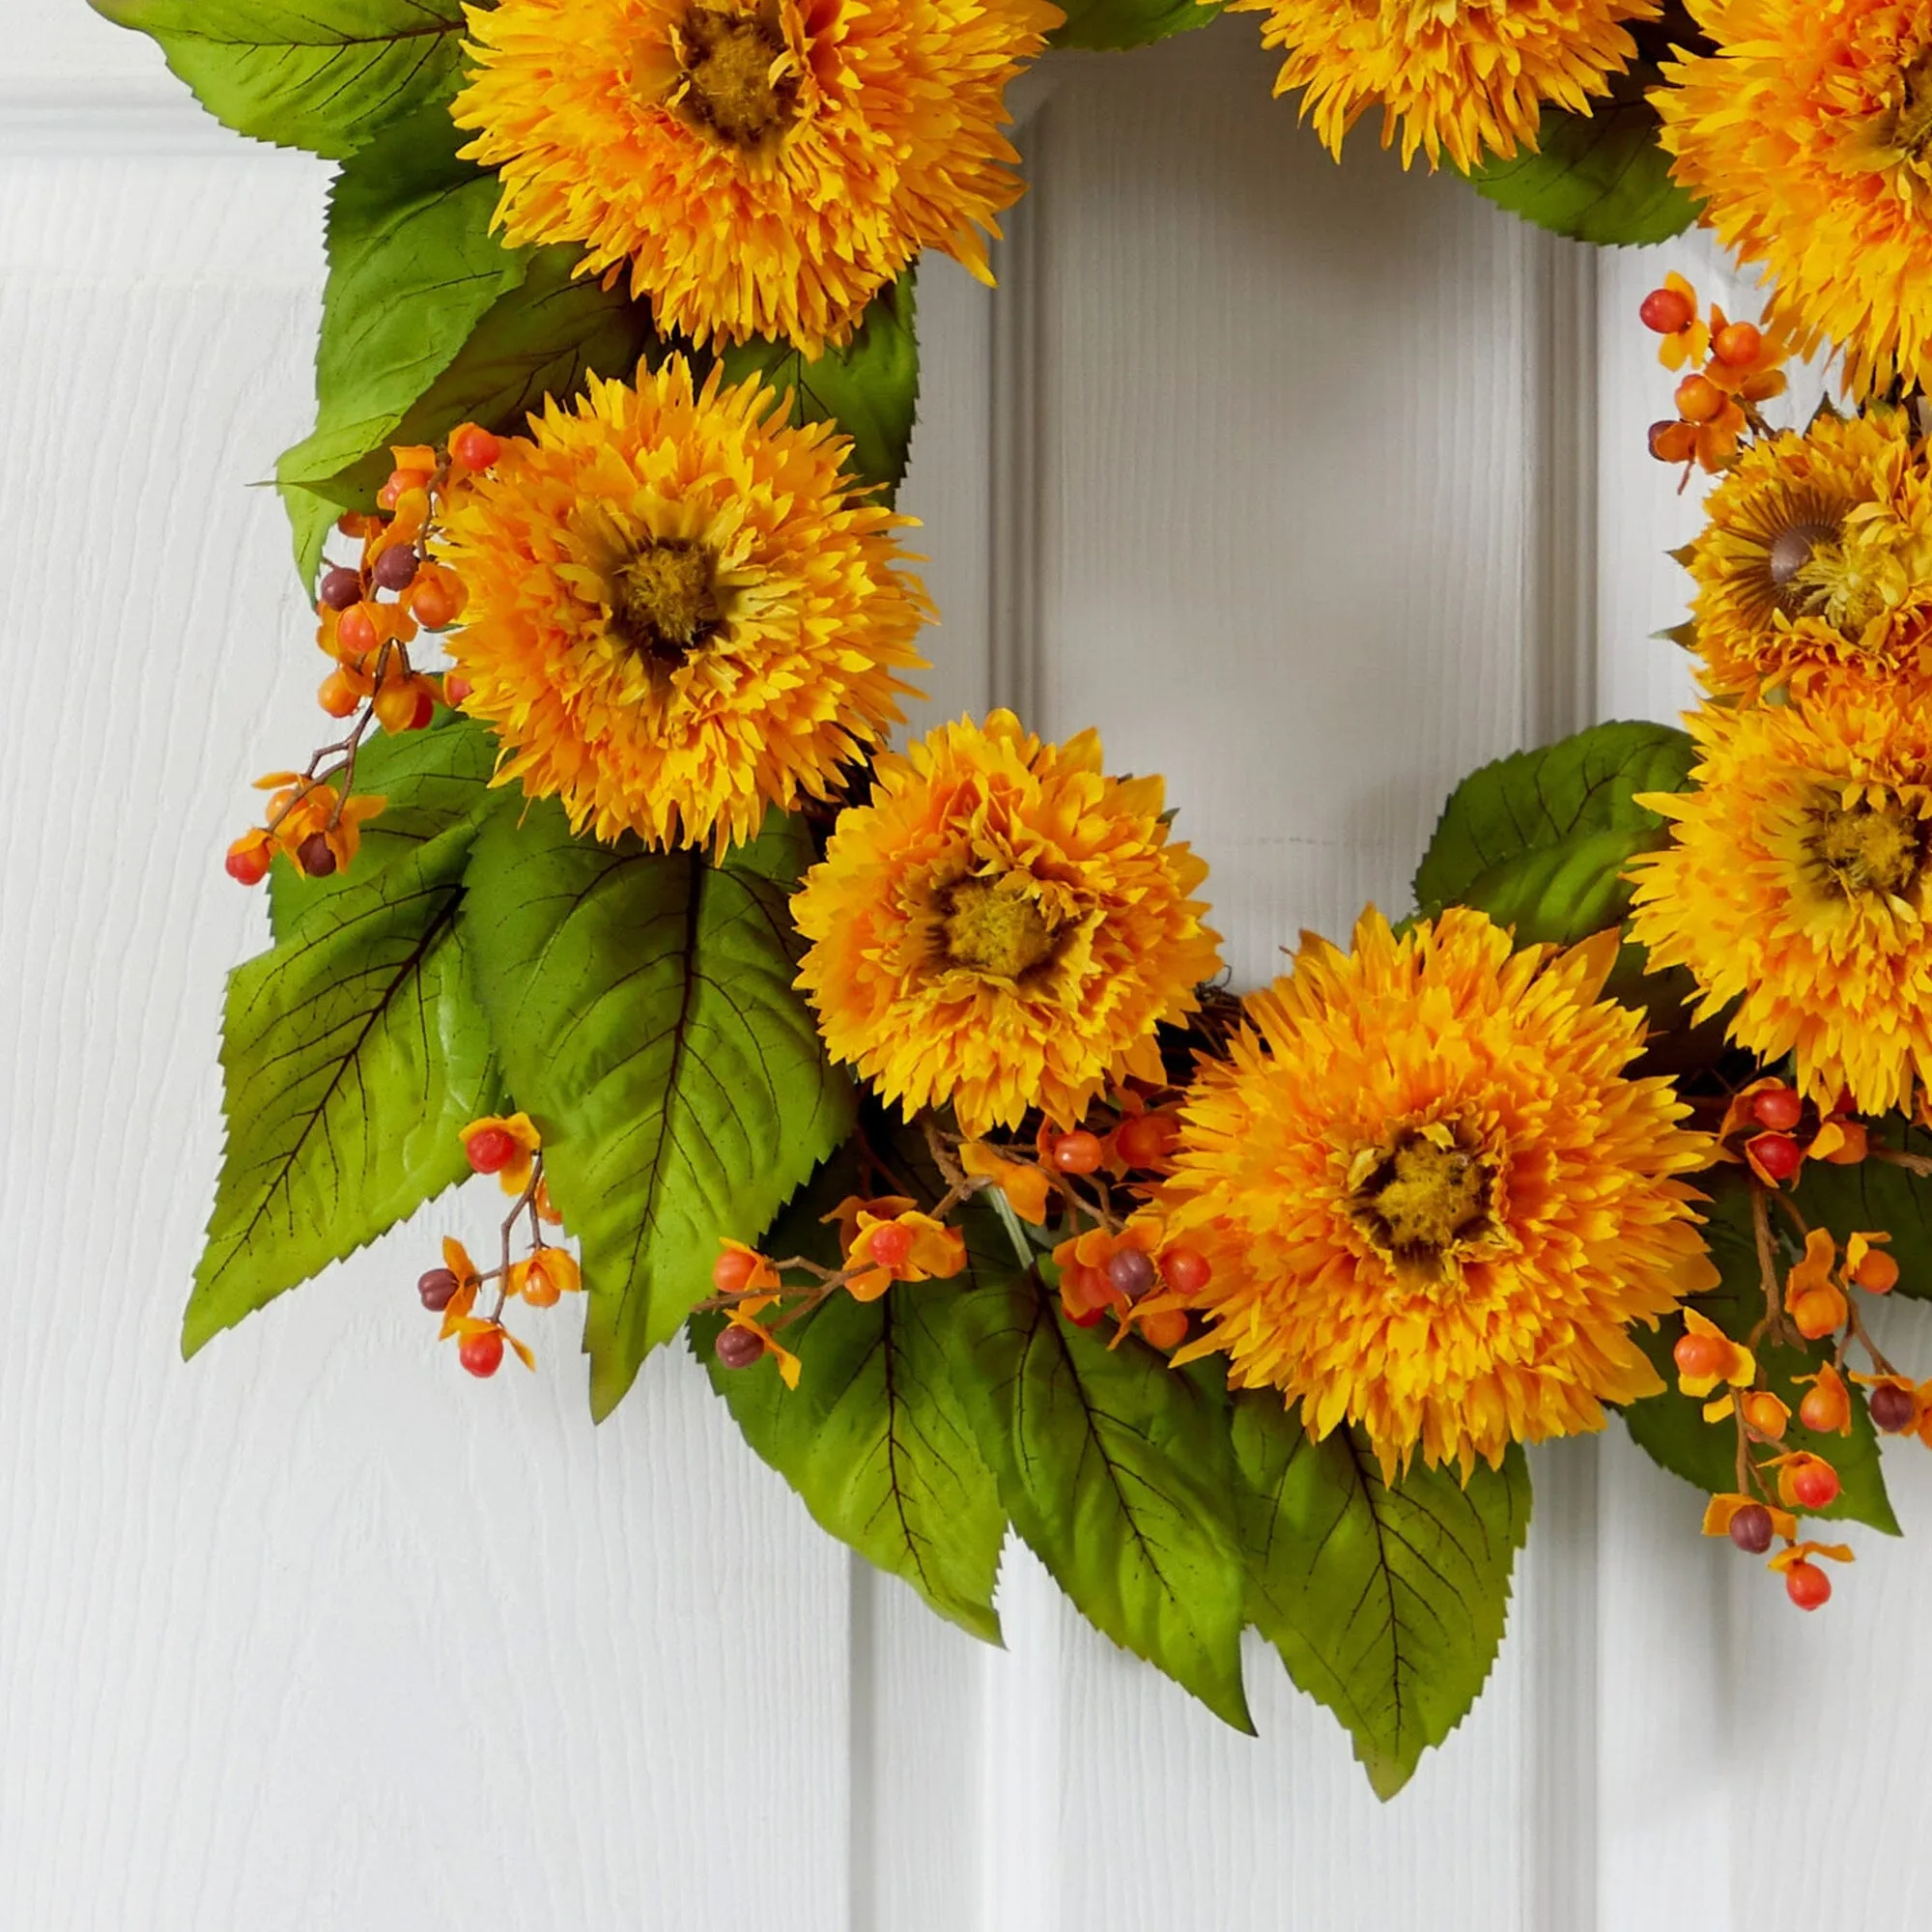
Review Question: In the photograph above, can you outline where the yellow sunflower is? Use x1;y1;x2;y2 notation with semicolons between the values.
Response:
1685;409;1932;698
1628;690;1932;1116
1230;0;1660;172
437;355;928;853
1657;1;1932;397
1155;908;1717;1477
452;0;1060;355
790;711;1221;1136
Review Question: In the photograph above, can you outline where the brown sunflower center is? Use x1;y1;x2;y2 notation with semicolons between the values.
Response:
940;877;1064;981
1349;1127;1497;1272
674;5;798;150
1891;48;1932;159
610;538;724;667
1810;795;1927;900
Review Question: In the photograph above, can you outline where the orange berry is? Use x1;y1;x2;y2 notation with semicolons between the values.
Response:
1789;1286;1843;1341
372;677;422;734
1639;286;1694;334
465;1126;520;1176
1743;1391;1788;1440
1854;1249;1900;1293
1713;321;1763;366
1747;1131;1803;1181
1673;1332;1727;1379
459;1327;504;1378
1648;420;1698;465
1789;1459;1840;1511
711;1247;757;1294
520;1254;563;1308
1114;1111;1179;1169
377;466;433;510
410;570;464;630
867;1222;915;1271
1675;374;1726;424
1139;1308;1189;1350
318;668;361;719
1065;1264;1114;1314
1749;1086;1804;1132
336;603;380;655
224;837;271;887
1161;1246;1211;1295
451;424;501;470
1784;1561;1832;1611
1051;1130;1104;1175
1799;1383;1849;1435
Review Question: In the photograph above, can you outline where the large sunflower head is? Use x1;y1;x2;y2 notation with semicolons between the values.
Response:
1230;0;1659;172
437;355;928;854
790;711;1222;1136
1154;908;1717;1477
1686;410;1932;698
1629;691;1932;1116
452;0;1060;354
1657;0;1932;396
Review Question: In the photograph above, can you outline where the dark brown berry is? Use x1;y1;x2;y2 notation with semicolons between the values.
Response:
296;832;337;878
1728;1503;1775;1554
372;545;418;592
1105;1249;1156;1301
1869;1382;1917;1433
319;566;362;611
715;1324;766;1370
417;1267;459;1311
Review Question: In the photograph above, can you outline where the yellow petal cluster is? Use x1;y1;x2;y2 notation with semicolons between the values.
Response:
452;0;1060;354
1628;689;1932;1116
436;356;928;854
1155;908;1717;1477
791;711;1221;1137
1231;0;1658;171
1656;0;1932;397
1683;409;1932;698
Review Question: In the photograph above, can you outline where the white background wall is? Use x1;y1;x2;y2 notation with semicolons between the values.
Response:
6;7;1932;1928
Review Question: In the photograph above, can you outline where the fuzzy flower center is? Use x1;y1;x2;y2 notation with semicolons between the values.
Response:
941;876;1063;981
672;5;798;149
1810;795;1926;900
610;537;724;666
1348;1125;1496;1273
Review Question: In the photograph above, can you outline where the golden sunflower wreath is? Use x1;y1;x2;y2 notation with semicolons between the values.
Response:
104;0;1932;1793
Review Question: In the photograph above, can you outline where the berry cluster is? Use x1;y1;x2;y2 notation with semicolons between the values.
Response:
1639;273;1791;481
224;426;500;891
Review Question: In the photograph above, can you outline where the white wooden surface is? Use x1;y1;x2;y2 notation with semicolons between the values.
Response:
9;7;1932;1928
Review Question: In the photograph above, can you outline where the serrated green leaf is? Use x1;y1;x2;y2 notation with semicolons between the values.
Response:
1233;1395;1528;1799
952;1264;1254;1731
268;713;508;941
187;821;501;1356
91;0;469;160
693;1143;1006;1638
1621;1179;1899;1534
1466;77;1697;246
461;802;853;1419
275;101;526;582
1794;1127;1932;1304
721;274;920;500
1049;0;1222;50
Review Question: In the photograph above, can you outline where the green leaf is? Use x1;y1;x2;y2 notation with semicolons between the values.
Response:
721;274;921;500
1621;1179;1899;1534
952;1263;1254;1731
275;101;526;582
268;713;508;941
1467;77;1698;247
461;802;853;1419
187;820;501;1356
1049;0;1223;51
91;0;469;160
693;1145;1007;1639
1794;1128;1932;1304
1233;1395;1529;1799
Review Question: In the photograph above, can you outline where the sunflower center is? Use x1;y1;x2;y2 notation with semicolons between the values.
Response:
1349;1127;1496;1271
609;538;724;667
1892;48;1932;159
1786;528;1902;638
674;5;798;150
941;877;1063;981
1809;795;1926;900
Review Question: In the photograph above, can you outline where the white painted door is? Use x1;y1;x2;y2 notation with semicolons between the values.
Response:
7;7;1931;1929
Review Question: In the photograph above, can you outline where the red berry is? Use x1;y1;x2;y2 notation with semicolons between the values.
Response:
1869;1383;1917;1433
378;466;432;509
409;686;436;730
224;842;270;887
1675;373;1726;424
1051;1130;1104;1175
1749;1086;1804;1132
444;672;473;708
1105;1248;1156;1301
1065;1264;1114;1314
1065;1299;1105;1329
714;1324;765;1370
1639;286;1694;334
1728;1504;1775;1554
1672;1332;1727;1379
1713;321;1763;366
459;1328;504;1378
1161;1246;1211;1294
867;1221;916;1270
336;604;380;655
318;668;361;720
417;1267;459;1311
1790;1461;1840;1511
465;1125;520;1175
318;565;362;611
1747;1132;1803;1181
711;1247;757;1294
452;425;501;470
296;832;338;878
1799;1384;1849;1435
1114;1112;1179;1169
1784;1560;1832;1610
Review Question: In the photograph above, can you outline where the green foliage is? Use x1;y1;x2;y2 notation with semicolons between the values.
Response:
721;275;922;501
952;1265;1254;1732
695;1146;1007;1639
1795;1129;1932;1304
1467;78;1698;247
1233;1395;1529;1798
90;0;469;159
1621;1180;1899;1533
268;713;506;940
187;821;501;1356
462;804;853;1419
1050;0;1222;51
